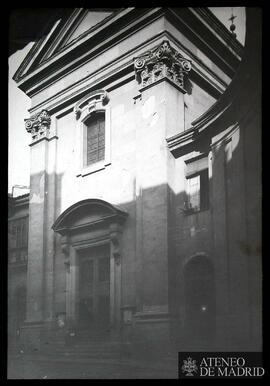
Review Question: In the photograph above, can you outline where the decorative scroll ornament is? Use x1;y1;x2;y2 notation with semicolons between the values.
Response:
110;223;123;266
134;40;191;92
25;110;51;142
74;90;110;120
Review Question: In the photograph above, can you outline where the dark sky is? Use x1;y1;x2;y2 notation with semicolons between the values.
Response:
9;9;66;56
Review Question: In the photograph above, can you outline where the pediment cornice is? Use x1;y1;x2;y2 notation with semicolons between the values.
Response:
13;7;140;88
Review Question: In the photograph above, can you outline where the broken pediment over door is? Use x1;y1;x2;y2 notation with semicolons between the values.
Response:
52;198;128;236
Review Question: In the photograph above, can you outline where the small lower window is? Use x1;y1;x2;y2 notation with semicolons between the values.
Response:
185;169;209;213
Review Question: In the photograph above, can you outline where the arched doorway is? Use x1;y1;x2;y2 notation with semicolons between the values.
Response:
184;255;215;347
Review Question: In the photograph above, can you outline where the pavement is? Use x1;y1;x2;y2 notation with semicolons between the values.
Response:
7;351;179;379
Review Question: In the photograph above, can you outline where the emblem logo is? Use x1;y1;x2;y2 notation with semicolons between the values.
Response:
181;357;198;376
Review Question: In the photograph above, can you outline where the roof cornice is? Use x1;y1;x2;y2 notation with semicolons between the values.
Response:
166;8;260;158
14;7;242;97
13;7;150;89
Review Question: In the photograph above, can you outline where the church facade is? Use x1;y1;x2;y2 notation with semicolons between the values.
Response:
9;8;261;354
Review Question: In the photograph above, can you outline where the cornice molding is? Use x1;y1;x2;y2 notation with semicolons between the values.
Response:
166;8;242;79
13;7;144;88
166;9;260;159
27;32;226;116
14;7;240;97
13;9;73;82
192;8;244;56
134;39;191;93
47;9;123;62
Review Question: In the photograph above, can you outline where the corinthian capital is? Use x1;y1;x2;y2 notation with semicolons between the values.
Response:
134;40;192;92
25;110;51;142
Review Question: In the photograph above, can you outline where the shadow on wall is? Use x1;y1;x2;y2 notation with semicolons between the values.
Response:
9;117;261;354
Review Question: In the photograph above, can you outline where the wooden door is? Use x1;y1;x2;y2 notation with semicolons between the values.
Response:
78;245;110;331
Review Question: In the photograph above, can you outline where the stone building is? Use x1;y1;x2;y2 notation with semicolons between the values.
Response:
9;7;261;355
8;194;29;347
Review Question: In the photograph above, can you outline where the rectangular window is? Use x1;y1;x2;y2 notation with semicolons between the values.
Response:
86;114;105;166
200;169;210;211
185;169;209;213
187;174;200;210
8;217;28;249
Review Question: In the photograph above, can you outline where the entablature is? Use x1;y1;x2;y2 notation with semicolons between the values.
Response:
27;31;229;117
14;7;242;107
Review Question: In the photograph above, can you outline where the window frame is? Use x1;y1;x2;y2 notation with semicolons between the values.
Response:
185;169;209;213
8;216;28;250
83;111;106;168
74;90;111;177
184;153;210;214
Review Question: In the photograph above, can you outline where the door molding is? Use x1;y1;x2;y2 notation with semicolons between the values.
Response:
52;199;128;330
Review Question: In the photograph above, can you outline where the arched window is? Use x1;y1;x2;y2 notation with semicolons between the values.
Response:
84;112;105;167
184;255;215;345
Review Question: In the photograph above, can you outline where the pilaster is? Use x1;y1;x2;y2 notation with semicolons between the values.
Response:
133;40;192;348
21;109;58;349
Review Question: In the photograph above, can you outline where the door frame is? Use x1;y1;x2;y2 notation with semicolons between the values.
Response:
76;241;112;329
64;233;122;332
52;199;128;334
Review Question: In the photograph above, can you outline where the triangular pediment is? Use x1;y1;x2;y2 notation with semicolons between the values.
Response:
63;10;113;47
13;8;121;82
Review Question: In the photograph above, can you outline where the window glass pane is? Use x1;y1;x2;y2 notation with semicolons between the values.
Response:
98;148;105;161
8;218;28;250
200;169;209;210
85;113;105;166
188;175;200;209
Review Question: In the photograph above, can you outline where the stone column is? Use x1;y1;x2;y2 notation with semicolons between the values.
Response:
133;40;191;351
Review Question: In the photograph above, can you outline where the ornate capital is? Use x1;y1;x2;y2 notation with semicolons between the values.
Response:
25;110;51;142
134;40;191;92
